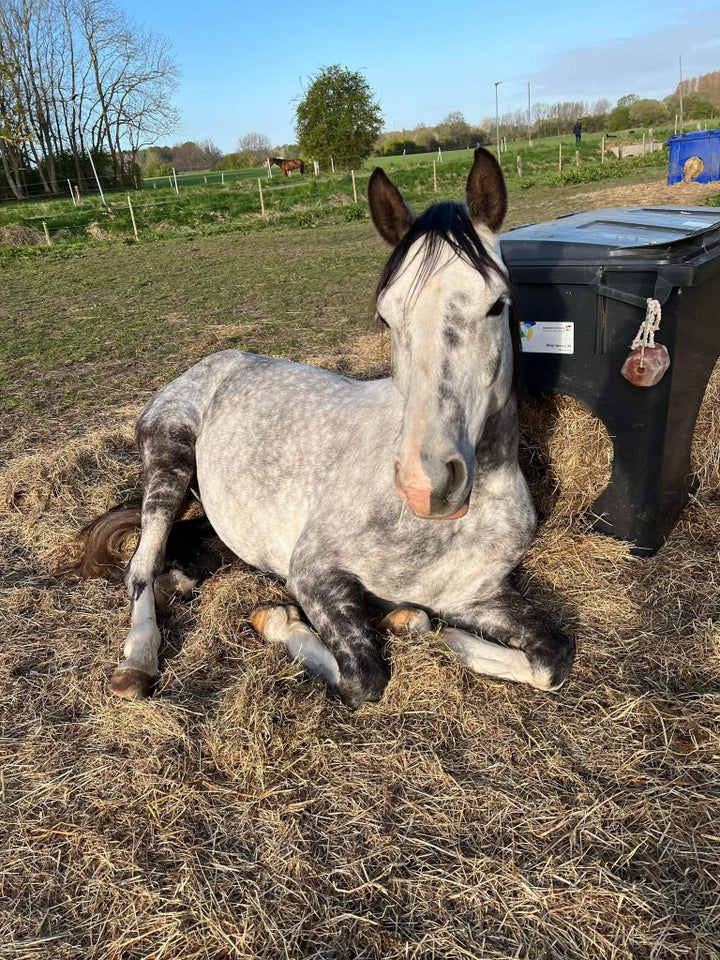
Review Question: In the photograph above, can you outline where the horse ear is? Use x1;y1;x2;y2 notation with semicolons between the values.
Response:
466;146;507;233
367;167;416;246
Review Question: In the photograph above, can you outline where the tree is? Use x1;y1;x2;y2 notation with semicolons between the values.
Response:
236;131;271;164
436;111;470;149
295;64;383;168
628;98;670;126
0;55;28;199
608;105;632;131
170;139;222;172
0;0;179;198
616;94;640;108
689;98;715;120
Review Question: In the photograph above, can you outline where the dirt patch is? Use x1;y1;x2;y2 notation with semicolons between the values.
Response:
507;175;720;230
573;176;720;208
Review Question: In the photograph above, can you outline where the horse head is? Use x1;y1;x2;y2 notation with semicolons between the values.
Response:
368;147;512;520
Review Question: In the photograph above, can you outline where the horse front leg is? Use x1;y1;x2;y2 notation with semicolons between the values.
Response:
252;554;389;708
440;583;575;692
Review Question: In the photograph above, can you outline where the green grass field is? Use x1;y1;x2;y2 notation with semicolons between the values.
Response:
7;124;715;252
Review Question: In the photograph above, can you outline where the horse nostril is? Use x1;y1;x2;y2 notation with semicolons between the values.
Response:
445;456;468;501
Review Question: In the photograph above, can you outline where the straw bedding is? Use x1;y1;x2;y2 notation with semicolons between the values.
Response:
1;343;718;958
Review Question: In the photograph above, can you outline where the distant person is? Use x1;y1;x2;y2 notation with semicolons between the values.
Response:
574;120;582;144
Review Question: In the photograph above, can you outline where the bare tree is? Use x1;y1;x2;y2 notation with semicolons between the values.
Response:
0;0;179;197
236;131;271;160
0;55;28;198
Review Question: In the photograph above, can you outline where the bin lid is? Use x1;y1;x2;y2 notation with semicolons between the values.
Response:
501;205;720;266
667;129;720;143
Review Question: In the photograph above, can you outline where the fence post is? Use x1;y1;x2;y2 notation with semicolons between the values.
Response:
258;179;265;217
433;160;437;192
601;136;606;163
127;195;139;241
351;169;358;203
517;155;523;177
88;151;107;207
42;222;51;245
558;143;562;172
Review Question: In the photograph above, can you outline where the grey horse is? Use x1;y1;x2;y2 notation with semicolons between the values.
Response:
70;147;574;708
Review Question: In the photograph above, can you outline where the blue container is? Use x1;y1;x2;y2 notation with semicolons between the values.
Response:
667;129;720;184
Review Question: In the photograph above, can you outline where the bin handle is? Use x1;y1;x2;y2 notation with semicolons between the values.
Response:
590;275;674;309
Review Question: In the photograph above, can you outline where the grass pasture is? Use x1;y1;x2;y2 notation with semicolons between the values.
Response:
0;137;683;252
1;169;720;959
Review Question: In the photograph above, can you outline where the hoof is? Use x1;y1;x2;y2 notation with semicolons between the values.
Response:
109;666;154;700
378;606;432;635
338;665;390;709
249;604;301;640
154;569;197;609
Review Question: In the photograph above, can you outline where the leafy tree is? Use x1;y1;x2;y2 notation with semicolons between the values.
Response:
608;105;632;131
688;98;715;119
436;111;470;149
381;139;420;156
616;94;640;108
295;64;383;168
628;98;670;126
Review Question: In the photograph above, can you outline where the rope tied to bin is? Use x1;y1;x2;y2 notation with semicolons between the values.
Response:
631;298;663;368
620;298;671;387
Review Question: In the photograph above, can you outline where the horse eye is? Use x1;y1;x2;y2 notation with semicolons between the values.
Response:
487;297;507;317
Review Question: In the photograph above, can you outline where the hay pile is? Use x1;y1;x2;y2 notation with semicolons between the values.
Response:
1;351;718;959
0;224;45;247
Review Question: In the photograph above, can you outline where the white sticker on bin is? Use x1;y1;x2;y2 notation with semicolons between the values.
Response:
519;321;574;355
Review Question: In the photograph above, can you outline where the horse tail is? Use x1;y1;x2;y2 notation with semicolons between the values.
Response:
56;499;221;584
55;501;143;581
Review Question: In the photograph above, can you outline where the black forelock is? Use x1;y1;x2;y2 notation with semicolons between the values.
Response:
373;199;520;393
374;201;502;307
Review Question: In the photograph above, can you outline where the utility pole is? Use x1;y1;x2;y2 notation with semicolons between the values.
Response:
495;81;503;157
678;55;684;133
528;81;532;146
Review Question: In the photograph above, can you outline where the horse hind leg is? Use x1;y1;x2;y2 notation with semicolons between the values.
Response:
377;606;431;635
111;419;197;700
154;515;223;609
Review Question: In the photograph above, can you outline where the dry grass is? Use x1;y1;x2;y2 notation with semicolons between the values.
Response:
0;224;45;247
1;321;719;956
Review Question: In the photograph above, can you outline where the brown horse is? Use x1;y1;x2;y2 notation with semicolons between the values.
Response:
269;157;305;176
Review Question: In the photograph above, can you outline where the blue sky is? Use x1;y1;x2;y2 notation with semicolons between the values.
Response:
120;0;720;153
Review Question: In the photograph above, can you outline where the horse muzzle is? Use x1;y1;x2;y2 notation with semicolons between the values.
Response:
395;453;472;520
